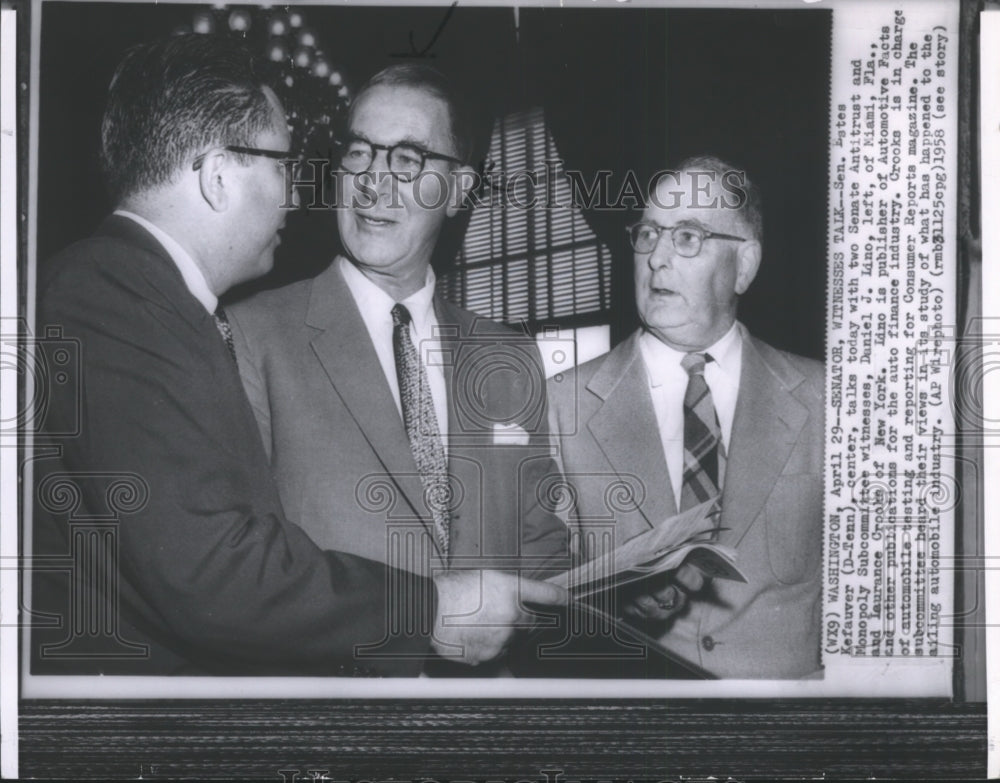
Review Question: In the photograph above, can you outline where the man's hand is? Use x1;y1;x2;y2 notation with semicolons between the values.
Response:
621;562;707;623
431;569;567;665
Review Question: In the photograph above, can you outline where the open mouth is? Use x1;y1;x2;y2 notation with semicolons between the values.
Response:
357;214;396;227
650;286;678;296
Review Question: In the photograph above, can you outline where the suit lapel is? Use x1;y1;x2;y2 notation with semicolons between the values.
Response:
431;299;492;557
721;331;809;546
305;264;433;538
432;298;500;443
434;297;468;446
585;334;678;534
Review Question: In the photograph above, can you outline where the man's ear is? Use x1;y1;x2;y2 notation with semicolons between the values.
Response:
734;239;761;295
197;149;231;212
446;164;477;218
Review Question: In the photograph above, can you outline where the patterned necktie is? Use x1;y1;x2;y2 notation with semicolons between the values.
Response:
213;307;236;362
679;352;726;513
391;303;451;557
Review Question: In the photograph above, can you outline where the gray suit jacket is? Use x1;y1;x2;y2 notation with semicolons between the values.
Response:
548;325;824;678
228;262;568;580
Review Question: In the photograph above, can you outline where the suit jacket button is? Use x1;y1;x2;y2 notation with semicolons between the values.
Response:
701;635;717;651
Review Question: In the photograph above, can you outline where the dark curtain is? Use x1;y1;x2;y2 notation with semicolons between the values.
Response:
521;9;669;344
521;9;832;358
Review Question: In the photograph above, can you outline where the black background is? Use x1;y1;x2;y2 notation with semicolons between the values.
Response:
37;3;829;357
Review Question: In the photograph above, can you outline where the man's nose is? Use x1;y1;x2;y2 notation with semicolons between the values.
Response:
369;147;391;173
646;234;676;270
358;152;395;197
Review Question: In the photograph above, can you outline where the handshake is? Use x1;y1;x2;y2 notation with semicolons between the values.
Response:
428;564;711;667
430;570;567;666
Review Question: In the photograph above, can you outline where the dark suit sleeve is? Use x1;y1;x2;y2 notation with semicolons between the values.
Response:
37;246;435;675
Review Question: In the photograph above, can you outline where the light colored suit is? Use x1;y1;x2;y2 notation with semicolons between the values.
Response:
547;325;824;678
228;262;568;580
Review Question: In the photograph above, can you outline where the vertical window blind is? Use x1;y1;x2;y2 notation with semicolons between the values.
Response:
439;108;613;331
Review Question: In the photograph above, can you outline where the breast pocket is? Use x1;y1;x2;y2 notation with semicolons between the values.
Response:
763;474;823;585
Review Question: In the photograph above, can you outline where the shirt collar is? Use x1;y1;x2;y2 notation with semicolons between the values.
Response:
705;320;742;382
336;256;437;331
114;210;218;313
639;321;743;387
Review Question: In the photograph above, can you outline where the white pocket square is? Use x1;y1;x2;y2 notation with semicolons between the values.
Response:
492;422;530;446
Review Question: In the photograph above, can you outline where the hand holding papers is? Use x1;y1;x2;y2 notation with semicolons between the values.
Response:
547;499;747;598
505;501;747;679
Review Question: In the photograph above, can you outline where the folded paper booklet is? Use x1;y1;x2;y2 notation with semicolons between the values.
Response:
547;499;748;597
513;500;742;679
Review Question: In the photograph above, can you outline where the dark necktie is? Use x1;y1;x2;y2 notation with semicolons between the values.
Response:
391;304;451;557
679;352;726;512
213;307;236;362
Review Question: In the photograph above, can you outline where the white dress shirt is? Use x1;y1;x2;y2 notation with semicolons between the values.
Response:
638;321;743;506
114;210;217;314
338;256;449;446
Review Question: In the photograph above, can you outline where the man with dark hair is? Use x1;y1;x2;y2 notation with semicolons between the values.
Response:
351;63;473;165
547;157;825;678
229;63;569;673
32;39;563;676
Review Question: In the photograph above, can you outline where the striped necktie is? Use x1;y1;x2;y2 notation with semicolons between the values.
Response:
391;303;451;557
679;352;726;513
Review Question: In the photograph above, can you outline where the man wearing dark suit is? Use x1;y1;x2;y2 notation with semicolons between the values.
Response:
547;157;824;678
229;65;569;670
31;36;562;677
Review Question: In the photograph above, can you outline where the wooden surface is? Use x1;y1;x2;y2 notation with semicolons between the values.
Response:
19;700;986;779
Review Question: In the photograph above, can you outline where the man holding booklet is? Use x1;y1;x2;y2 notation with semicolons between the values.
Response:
547;157;825;678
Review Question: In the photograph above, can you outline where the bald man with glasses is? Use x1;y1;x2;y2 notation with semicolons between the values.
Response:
547;156;825;679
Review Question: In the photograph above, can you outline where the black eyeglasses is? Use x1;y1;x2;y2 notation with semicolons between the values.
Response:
336;136;463;182
192;145;295;171
626;221;747;258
